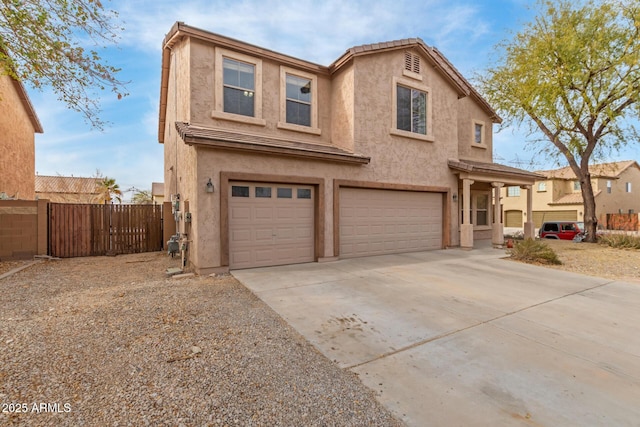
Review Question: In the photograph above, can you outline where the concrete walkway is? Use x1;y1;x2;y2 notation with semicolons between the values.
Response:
233;247;640;426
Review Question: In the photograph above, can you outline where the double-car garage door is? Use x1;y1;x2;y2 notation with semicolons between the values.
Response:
339;188;442;258
229;183;443;269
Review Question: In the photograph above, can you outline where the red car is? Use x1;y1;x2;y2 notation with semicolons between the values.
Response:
538;221;584;240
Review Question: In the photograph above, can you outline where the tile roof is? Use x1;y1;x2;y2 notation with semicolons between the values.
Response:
175;122;370;165
35;176;100;194
537;160;639;180
448;159;544;181
549;190;602;205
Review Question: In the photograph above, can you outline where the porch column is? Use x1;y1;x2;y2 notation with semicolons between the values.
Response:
491;182;504;247
460;178;474;249
524;185;535;239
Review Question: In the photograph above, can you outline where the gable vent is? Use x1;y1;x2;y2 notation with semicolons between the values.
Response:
404;52;420;74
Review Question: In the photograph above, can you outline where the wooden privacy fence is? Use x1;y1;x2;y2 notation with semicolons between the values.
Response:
48;203;163;258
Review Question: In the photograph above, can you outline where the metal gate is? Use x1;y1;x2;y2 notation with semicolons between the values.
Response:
48;203;163;257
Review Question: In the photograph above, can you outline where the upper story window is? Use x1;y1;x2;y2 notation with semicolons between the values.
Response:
507;186;521;197
626;182;632;193
472;119;487;149
607;180;612;193
573;181;581;191
223;58;255;117
285;74;311;126
391;77;432;141
397;85;427;134
537;181;547;192
278;66;320;135
213;48;265;126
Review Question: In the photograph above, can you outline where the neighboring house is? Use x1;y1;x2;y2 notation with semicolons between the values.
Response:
0;72;43;200
158;22;541;273
35;175;101;203
502;160;640;228
151;182;165;204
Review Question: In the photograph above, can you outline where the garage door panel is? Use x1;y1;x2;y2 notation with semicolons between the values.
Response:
254;228;274;241
229;182;314;269
340;188;442;258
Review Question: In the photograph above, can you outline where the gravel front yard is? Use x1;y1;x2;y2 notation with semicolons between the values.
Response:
535;239;640;283
1;242;638;426
0;253;402;426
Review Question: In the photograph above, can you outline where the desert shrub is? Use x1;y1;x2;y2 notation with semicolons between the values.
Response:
508;238;562;265
598;233;640;249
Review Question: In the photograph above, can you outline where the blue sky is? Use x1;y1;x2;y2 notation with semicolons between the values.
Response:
26;0;637;200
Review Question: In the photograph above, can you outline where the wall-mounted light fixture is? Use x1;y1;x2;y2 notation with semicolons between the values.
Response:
206;178;214;193
452;193;458;202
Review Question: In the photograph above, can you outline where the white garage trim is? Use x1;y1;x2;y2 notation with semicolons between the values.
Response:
338;187;444;258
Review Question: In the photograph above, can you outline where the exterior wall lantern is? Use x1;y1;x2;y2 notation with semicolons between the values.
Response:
452;193;458;202
205;178;214;193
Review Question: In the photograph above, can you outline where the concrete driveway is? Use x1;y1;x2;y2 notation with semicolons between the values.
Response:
233;247;640;426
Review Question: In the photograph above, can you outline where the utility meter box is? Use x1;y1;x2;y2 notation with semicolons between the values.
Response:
167;235;180;257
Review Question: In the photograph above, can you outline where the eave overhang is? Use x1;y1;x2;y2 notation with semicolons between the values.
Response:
175;122;370;165
448;159;544;185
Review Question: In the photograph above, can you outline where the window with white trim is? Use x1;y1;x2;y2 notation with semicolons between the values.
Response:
213;48;264;126
223;58;255;116
476;194;489;226
607;180;612;193
397;85;426;134
573;181;581;191
278;66;319;134
507;186;521;197
460;192;491;227
626;182;632;193
391;77;433;141
537;181;547;192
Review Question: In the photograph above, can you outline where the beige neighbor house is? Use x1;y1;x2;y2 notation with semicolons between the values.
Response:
501;160;640;228
151;182;165;204
158;22;541;273
35;175;101;203
0;72;43;200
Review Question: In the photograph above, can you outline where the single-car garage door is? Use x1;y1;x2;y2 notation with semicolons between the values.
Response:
339;188;442;258
532;210;577;228
229;182;314;269
505;210;523;227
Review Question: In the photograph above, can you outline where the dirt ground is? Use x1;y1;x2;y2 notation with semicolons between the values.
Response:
527;239;640;283
2;240;639;282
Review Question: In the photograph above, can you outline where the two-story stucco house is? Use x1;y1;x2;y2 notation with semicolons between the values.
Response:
158;22;541;273
502;160;640;229
0;72;43;200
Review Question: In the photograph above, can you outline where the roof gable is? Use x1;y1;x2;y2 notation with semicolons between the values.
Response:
537;160;640;180
158;22;501;142
3;73;44;134
329;38;501;123
35;176;100;194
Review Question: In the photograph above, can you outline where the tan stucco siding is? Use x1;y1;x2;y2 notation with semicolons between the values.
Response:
189;149;457;270
457;96;493;162
188;39;334;147
0;74;36;199
164;39;194;198
595;170;640;216
330;65;355;152
351;51;459;184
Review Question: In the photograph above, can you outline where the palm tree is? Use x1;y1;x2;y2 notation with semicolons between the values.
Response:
95;177;122;204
